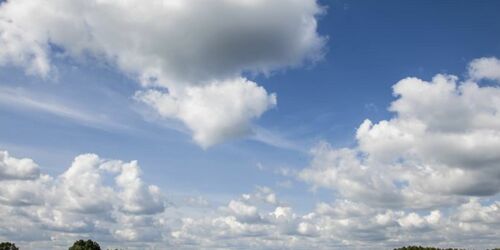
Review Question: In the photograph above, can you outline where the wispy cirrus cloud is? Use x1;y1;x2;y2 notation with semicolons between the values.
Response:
0;86;130;131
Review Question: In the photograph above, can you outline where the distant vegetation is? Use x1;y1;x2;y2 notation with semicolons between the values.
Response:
0;241;499;250
0;242;19;250
394;246;500;250
68;240;101;250
394;247;463;250
0;240;119;250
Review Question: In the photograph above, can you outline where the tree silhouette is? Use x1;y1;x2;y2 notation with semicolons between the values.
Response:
394;246;465;250
0;242;19;250
69;239;101;250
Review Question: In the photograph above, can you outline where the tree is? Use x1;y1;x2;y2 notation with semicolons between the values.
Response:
394;247;464;250
69;239;101;250
0;242;19;250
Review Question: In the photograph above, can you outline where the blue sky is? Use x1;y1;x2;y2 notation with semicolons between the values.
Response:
2;0;499;197
1;0;500;249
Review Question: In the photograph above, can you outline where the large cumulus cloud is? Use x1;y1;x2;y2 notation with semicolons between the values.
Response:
299;57;500;208
135;77;277;147
0;0;325;147
0;150;167;245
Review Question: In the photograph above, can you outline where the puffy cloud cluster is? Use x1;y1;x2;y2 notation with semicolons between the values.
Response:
57;154;165;215
468;57;500;81
0;150;167;245
299;58;500;210
299;144;405;207
0;151;39;180
135;78;277;147
168;190;500;249
170;189;313;248
1;149;500;249
0;0;325;147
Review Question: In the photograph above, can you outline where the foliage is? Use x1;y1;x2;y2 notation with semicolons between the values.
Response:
68;239;101;250
0;242;19;250
394;246;465;250
1;241;497;250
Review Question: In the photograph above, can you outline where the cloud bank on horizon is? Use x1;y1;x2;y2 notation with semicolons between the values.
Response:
1;57;500;249
0;0;325;147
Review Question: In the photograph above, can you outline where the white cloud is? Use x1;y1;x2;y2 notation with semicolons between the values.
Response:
241;186;280;205
0;16;50;77
0;0;325;147
1;150;500;248
56;154;167;215
0;0;325;83
226;200;261;223
397;211;441;229
135;78;277;147
300;60;500;209
298;143;403;207
0;150;167;245
56;154;118;213
0;150;39;180
454;199;500;227
0;86;129;131
115;162;165;215
468;57;500;81
0;176;51;206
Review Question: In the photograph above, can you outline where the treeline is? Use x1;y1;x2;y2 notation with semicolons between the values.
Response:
1;241;499;250
394;246;500;250
0;240;119;250
394;247;465;250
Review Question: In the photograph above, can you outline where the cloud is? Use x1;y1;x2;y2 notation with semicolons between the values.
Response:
135;78;276;147
170;188;500;249
1;150;500;249
0;150;39;180
0;86;130;131
226;200;261;223
468;57;500;81
0;176;50;206
115;161;165;215
298;143;404;207
58;154;167;215
299;58;500;209
0;0;325;147
0;150;167;244
454;199;500;225
0;15;50;77
397;210;441;229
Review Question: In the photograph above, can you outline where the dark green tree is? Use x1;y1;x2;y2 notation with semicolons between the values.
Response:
394;246;464;250
0;242;19;250
69;239;101;250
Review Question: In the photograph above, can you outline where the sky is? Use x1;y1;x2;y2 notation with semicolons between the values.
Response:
0;0;500;249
